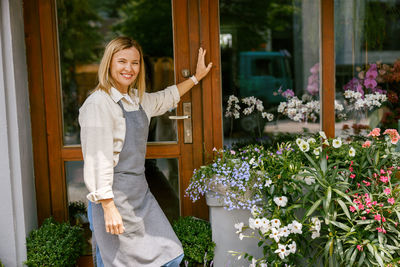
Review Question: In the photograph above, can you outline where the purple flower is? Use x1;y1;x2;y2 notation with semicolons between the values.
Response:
364;78;377;89
366;68;378;80
282;89;295;98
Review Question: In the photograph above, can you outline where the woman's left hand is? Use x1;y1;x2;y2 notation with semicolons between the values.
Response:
194;48;213;81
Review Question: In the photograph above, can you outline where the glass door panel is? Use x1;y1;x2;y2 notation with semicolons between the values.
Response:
334;0;400;136
220;0;321;147
56;0;177;145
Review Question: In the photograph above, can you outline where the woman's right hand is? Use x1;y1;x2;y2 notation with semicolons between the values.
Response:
99;198;125;235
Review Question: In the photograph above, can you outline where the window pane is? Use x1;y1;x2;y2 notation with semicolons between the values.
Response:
56;0;177;145
335;0;400;137
220;0;321;147
145;158;180;223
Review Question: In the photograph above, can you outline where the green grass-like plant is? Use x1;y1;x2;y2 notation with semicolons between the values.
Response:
25;217;84;267
172;216;215;266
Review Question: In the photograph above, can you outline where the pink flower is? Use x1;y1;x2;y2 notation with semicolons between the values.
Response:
380;169;386;174
366;209;371;214
376;227;387;234
382;216;386;222
388;198;395;205
353;199;361;204
349;167;354;172
357;245;363;251
374;214;381;221
230;150;236;155
380;176;389;183
362;180;371;186
372;201;377;206
361;216;366;220
368;128;381;137
349;206;356;213
384;188;391;195
350;174;356;179
358;204;364;210
362;140;371;148
391;136;399;145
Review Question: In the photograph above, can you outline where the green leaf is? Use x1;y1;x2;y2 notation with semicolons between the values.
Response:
349;246;358;266
336;238;344;260
330;220;351;231
357;251;366;267
324;186;332;214
337;199;351;220
355;219;375;225
332;188;353;203
305;199;322;218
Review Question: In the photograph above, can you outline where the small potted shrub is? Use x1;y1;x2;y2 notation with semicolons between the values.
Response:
172;216;215;266
25;217;84;266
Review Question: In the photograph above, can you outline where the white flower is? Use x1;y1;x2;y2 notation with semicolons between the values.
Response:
288;241;297;253
288;220;303;234
278;227;290;237
250;205;261;217
323;139;329;146
313;147;322;156
249;217;256;230
249;258;257;267
239;233;244;240
349;147;356;157
260;218;270;228
269;228;281;243
271;218;281;228
274;196;288;207
311;231;320;239
249;158;255;165
296;138;303;146
307;138;316;144
299;140;310;152
275;243;290;259
319;131;327;139
264;179;272;187
304;176;315;185
332;138;342;148
254;218;262;229
234;222;244;233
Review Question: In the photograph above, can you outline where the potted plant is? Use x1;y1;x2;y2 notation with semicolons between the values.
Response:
186;128;400;266
172;216;215;267
25;217;84;267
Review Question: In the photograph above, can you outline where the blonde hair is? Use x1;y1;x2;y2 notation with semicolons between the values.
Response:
96;36;146;101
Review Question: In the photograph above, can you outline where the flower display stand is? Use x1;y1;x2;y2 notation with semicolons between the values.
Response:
206;191;263;267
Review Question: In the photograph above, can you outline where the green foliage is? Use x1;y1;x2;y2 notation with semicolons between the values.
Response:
114;0;173;57
68;201;87;225
0;259;3;267
25;217;84;267
172;216;215;267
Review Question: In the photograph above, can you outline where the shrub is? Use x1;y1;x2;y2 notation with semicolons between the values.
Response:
25;217;84;267
172;216;215;266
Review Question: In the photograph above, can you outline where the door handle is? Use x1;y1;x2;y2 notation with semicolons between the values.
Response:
169;102;192;143
168;115;190;119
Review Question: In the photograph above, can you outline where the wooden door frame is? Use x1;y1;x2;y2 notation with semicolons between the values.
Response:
23;0;335;225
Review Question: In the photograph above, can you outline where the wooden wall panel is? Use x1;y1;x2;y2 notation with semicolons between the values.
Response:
321;0;335;138
38;0;67;221
23;0;52;225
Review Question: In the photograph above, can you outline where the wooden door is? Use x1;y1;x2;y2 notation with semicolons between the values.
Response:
23;0;222;226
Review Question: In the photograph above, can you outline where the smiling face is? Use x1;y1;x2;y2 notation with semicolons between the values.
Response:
110;47;141;93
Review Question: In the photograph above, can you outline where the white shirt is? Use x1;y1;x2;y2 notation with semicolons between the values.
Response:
79;85;180;202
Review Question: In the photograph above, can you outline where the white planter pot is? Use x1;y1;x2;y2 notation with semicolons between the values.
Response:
206;191;263;267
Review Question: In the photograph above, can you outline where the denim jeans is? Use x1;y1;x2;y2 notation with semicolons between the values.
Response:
88;201;104;267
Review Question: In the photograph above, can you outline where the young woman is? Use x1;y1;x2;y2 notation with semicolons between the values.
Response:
79;36;212;267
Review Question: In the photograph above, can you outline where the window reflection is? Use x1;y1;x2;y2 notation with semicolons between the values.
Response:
334;0;400;137
57;0;177;145
220;0;321;147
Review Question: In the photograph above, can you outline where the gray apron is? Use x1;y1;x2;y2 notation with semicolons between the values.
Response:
91;101;183;267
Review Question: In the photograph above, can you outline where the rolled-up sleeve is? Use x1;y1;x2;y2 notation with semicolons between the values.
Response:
143;85;180;117
79;102;115;202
